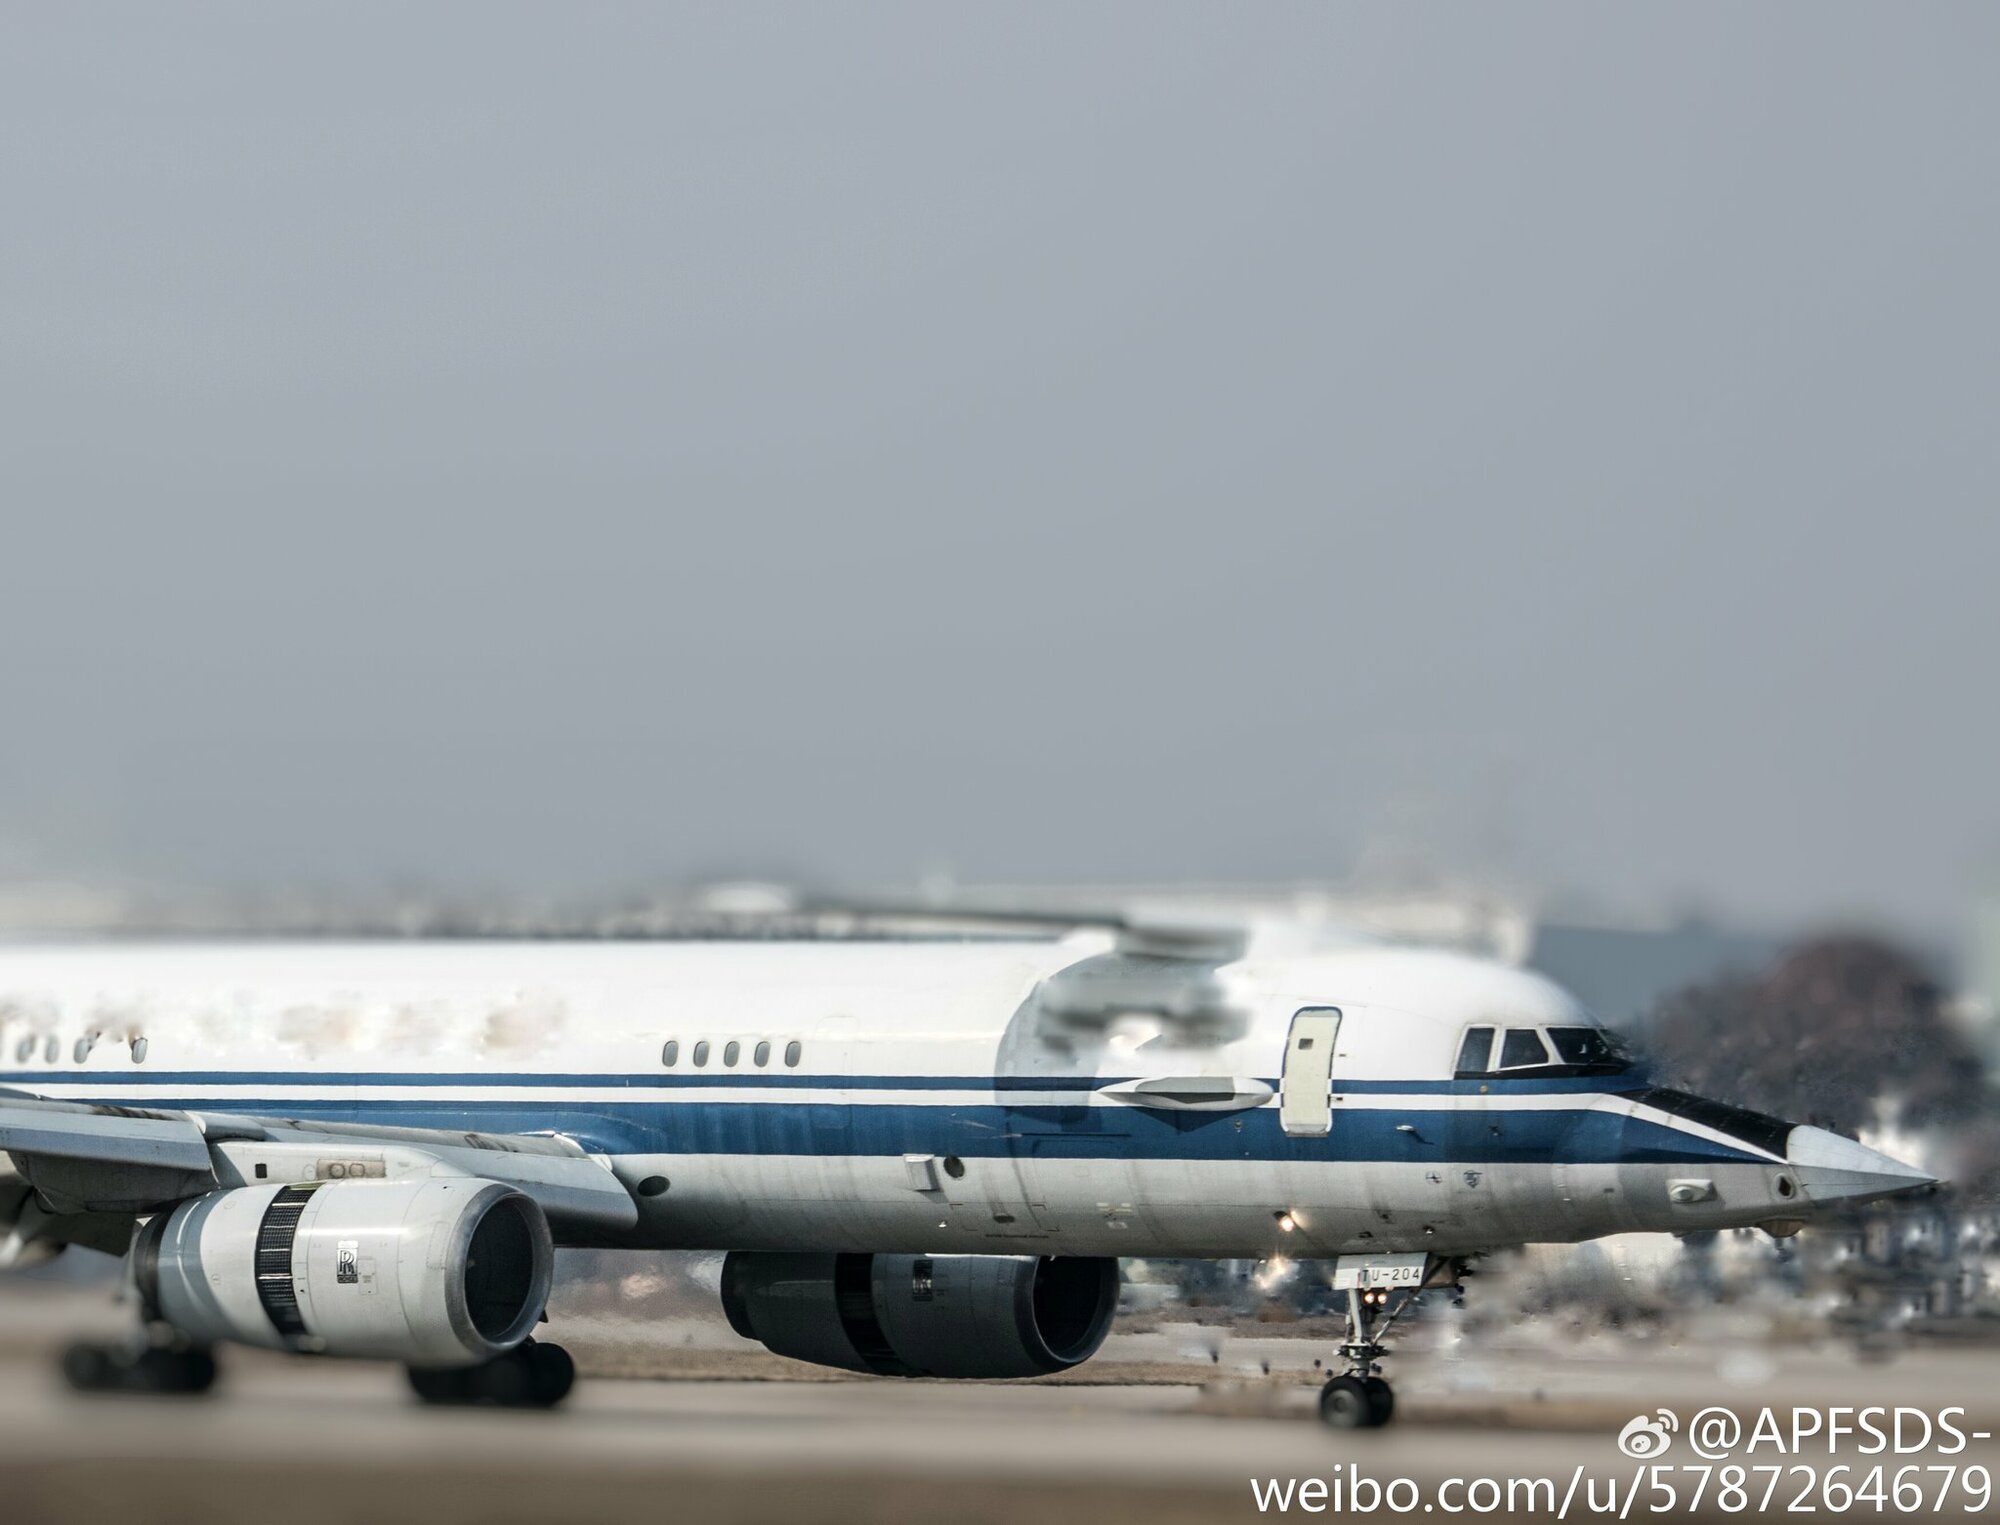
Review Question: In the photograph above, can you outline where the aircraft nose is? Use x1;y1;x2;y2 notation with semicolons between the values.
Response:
1785;1125;1936;1208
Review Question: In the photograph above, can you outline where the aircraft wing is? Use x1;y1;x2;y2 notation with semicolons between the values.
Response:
0;1089;638;1243
0;1092;216;1173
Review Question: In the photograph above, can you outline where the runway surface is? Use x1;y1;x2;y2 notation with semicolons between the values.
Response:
3;1285;1997;1524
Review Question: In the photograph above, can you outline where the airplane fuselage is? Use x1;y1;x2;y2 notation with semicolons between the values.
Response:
0;936;1918;1261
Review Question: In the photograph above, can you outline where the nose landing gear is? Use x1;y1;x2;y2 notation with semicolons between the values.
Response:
1318;1285;1401;1429
1318;1371;1394;1428
1315;1253;1470;1431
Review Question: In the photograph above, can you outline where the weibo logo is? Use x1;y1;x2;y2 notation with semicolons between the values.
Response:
1618;1410;1679;1458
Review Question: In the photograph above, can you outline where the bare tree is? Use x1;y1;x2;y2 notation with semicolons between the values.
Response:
1648;936;1987;1138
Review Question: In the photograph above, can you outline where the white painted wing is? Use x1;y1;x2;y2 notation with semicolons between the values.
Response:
0;1090;637;1234
0;1093;215;1173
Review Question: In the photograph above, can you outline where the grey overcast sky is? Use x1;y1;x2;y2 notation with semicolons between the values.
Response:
2;5;1997;931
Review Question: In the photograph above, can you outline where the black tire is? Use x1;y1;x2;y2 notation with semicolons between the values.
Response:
1363;1376;1395;1427
60;1343;113;1393
525;1342;575;1408
1318;1375;1374;1430
180;1349;219;1394
411;1346;568;1410
408;1365;474;1405
142;1347;219;1395
472;1349;531;1408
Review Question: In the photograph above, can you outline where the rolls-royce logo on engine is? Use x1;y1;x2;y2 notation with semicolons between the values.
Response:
336;1240;360;1285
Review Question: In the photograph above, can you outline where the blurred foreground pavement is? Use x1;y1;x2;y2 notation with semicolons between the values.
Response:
3;1282;1997;1525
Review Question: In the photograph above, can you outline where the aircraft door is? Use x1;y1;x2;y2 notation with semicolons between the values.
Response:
1280;1008;1342;1136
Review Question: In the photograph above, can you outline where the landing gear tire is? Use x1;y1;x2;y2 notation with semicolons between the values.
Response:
1363;1376;1395;1427
60;1343;113;1392
1318;1375;1374;1429
525;1339;575;1407
406;1365;474;1405
478;1348;532;1407
61;1342;218;1396
1318;1373;1395;1429
407;1340;575;1410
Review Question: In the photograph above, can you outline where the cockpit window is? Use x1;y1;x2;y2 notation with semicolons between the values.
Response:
1546;1026;1633;1073
1499;1028;1551;1069
1454;1026;1495;1077
1456;1023;1640;1080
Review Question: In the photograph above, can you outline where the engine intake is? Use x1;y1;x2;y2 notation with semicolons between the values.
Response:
721;1252;1119;1379
137;1178;552;1367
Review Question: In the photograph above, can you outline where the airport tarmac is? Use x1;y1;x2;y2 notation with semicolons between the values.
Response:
3;1285;1997;1524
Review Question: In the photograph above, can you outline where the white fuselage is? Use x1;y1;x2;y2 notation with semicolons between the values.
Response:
0;936;1851;1259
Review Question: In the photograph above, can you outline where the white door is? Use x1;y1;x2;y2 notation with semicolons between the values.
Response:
1280;1008;1342;1136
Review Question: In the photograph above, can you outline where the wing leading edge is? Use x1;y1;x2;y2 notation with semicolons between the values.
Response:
0;1091;638;1247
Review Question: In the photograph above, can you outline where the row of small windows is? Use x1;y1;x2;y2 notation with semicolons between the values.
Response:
661;1038;802;1070
8;1033;148;1065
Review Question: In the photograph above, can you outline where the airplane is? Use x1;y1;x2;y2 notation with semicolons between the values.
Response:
0;913;1936;1429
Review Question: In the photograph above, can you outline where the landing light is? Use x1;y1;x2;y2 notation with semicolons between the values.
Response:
1275;1211;1298;1233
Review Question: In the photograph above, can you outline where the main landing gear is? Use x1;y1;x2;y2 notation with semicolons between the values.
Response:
62;1336;219;1396
60;1335;575;1407
406;1338;575;1409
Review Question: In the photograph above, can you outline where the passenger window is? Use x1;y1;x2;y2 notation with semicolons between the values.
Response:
13;1036;31;1064
131;1036;149;1064
661;1040;679;1067
1454;1026;1495;1077
723;1040;741;1067
784;1040;802;1068
754;1040;770;1067
692;1040;710;1067
1499;1028;1551;1069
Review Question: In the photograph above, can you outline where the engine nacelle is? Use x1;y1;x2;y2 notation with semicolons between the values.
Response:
136;1178;552;1367
720;1252;1119;1379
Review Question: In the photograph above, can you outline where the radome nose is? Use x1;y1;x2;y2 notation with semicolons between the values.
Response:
1785;1125;1936;1207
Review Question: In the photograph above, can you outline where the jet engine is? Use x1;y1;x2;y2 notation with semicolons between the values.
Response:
135;1177;552;1367
720;1252;1119;1378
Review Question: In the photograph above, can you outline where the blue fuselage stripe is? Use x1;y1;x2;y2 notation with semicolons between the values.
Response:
0;1081;1760;1168
0;1070;1623;1095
